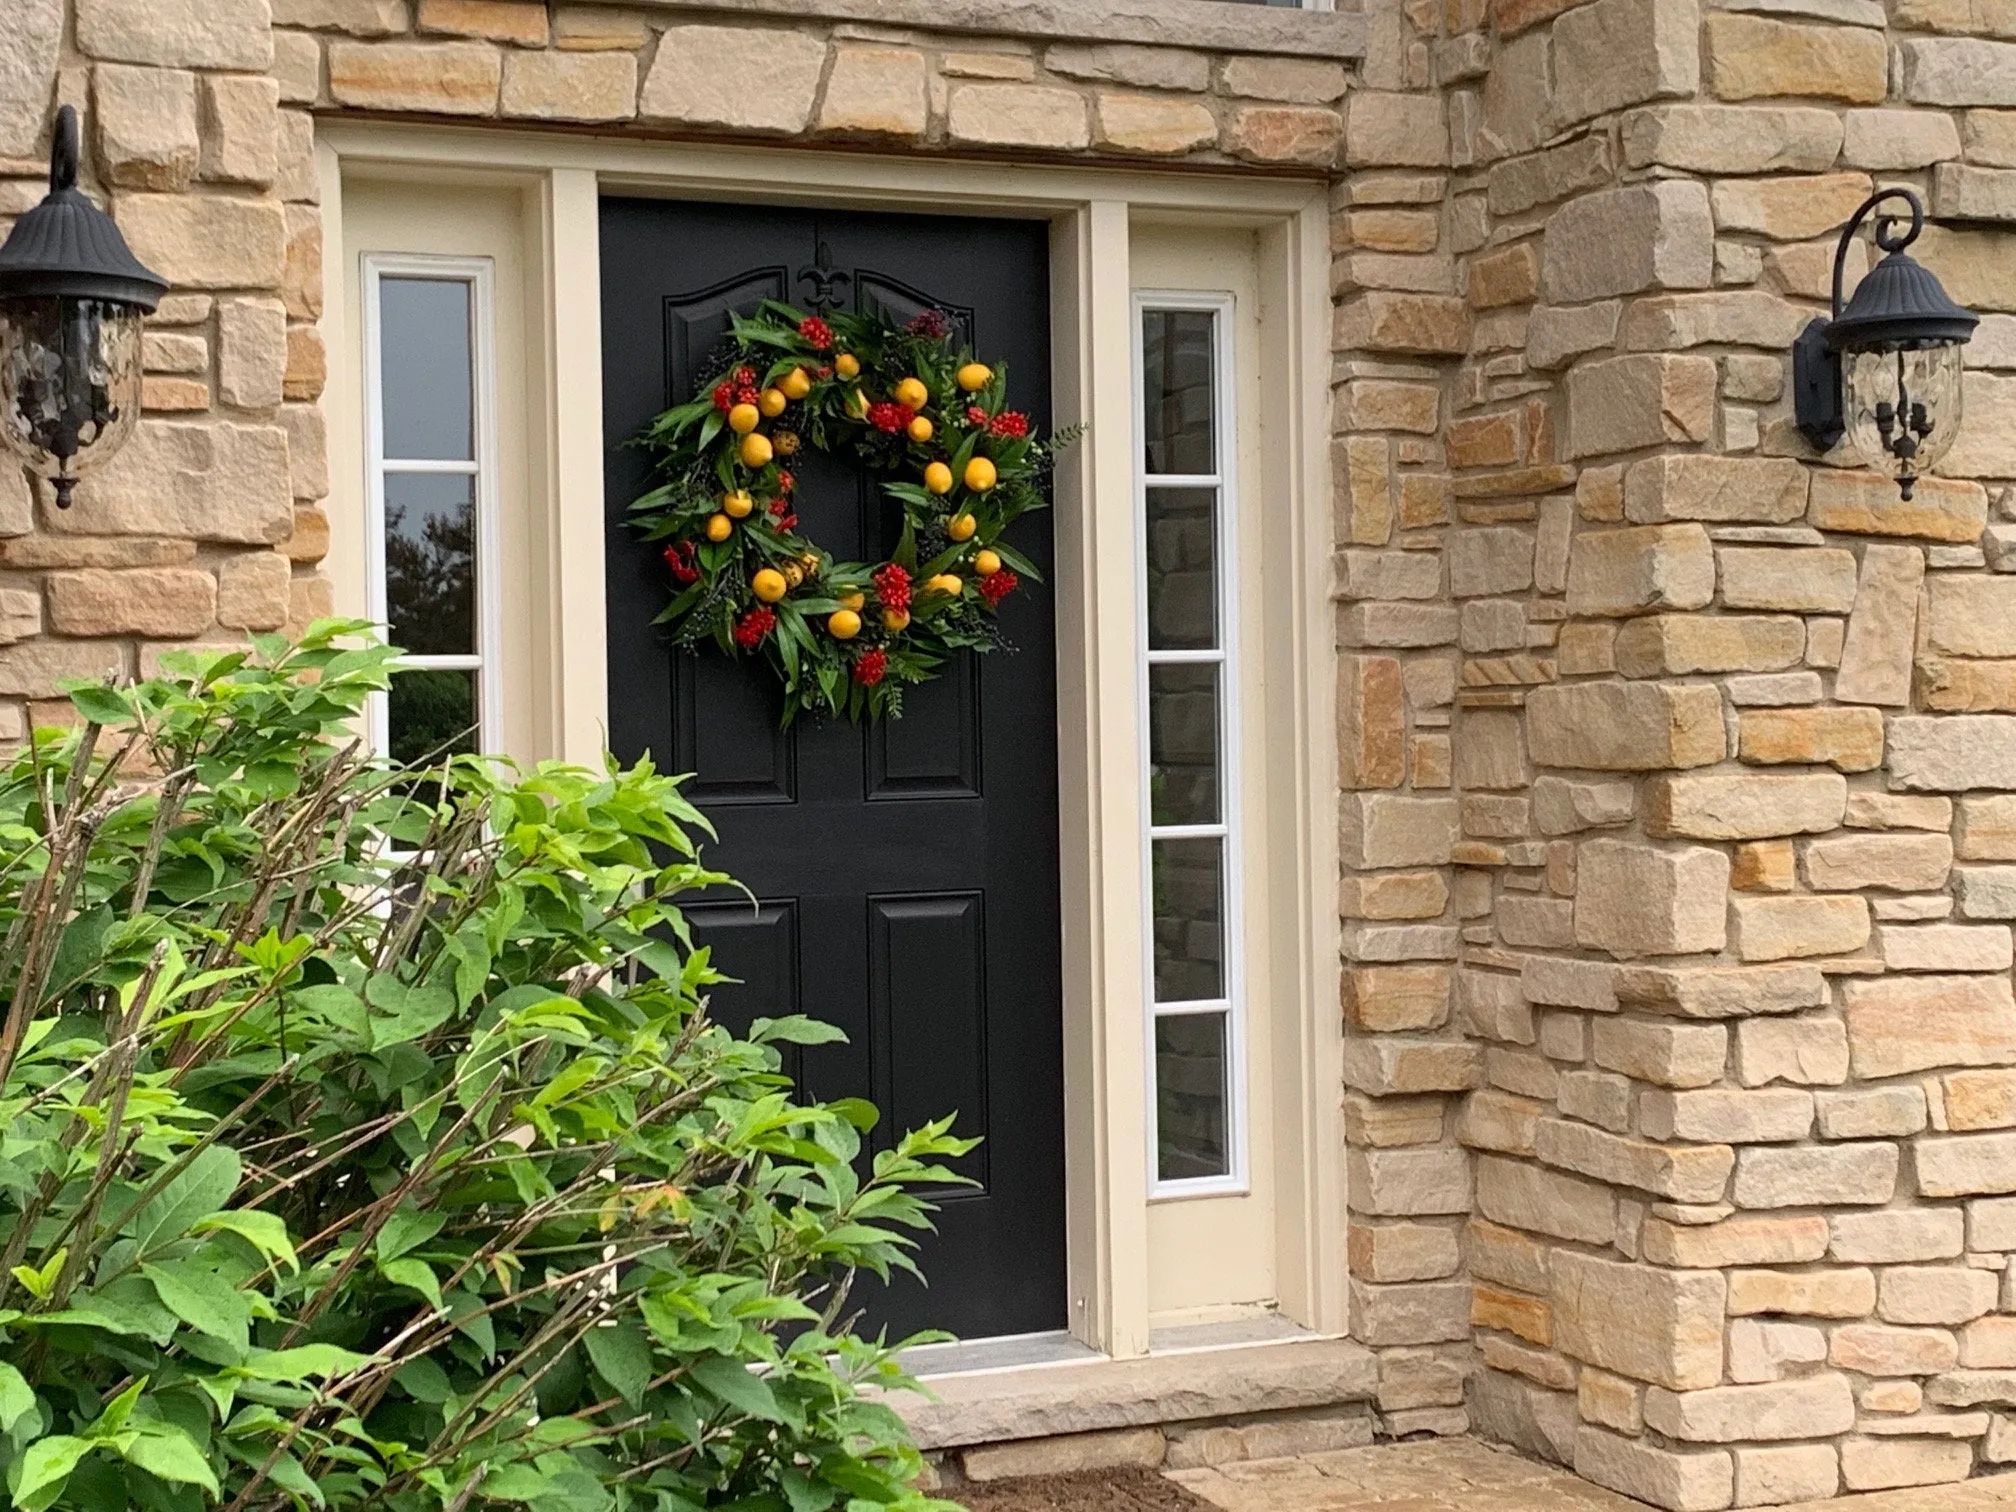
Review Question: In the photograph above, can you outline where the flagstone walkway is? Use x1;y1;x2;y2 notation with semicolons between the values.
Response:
1163;1437;2016;1512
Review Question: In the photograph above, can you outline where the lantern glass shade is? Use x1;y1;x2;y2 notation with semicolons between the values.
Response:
0;294;144;498
1840;338;1965;488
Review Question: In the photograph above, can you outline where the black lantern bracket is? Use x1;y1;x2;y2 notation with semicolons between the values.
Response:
1794;187;1978;463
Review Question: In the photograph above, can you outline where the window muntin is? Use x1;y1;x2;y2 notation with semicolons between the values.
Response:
1137;294;1246;1198
361;256;498;765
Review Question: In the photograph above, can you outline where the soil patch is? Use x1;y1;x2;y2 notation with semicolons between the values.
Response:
950;1467;1211;1512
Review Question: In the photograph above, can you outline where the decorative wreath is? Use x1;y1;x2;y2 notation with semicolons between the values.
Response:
629;301;1077;723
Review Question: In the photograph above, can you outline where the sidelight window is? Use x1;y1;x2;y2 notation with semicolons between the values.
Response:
361;255;499;763
1136;296;1246;1198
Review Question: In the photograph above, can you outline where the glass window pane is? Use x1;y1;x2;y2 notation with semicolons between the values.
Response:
1152;837;1223;1003
1150;664;1220;827
384;472;476;656
1156;1012;1229;1182
1142;309;1216;476
1145;486;1217;650
379;276;473;461
388;667;477;766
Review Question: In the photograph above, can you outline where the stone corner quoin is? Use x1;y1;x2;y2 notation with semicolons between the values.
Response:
18;0;2016;1503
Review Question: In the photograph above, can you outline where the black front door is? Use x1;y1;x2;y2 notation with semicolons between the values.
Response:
599;198;1067;1342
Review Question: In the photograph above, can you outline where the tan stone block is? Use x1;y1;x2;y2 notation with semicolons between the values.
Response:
1809;469;1990;542
67;421;292;544
1737;1015;1849;1087
1881;923;2013;972
1219;55;1346;104
1338;435;1393;544
1843;109;1963;169
1942;1067;2016;1129
1831;543;1926;708
1335;293;1472;356
1347;1146;1471;1217
1615;614;1804;678
0;536;193;569
1043;43;1204;91
94;63;199;191
500;50;636;122
1224;104;1341;166
1734;1142;1898;1208
77;0;271;69
1476;1157;1615;1245
1469;244;1539;311
1345;1092;1444;1147
1705;14;1887;104
1528;680;1724;770
1879;1265;1999;1325
1832;1326;1959;1377
1550;0;1700;130
0;0;59;160
1341;793;1458;869
281;403;327;502
1543;181;1713;304
283;506;330;565
1716;545;1857;613
1616;962;1827;1018
1593;1017;1729;1089
1338;379;1440;433
1733;838;1797;894
1339;655;1405;790
640;27;825;135
1738;706;1885;772
1624;454;1807;525
1573;840;1729;956
1961;795;2016;861
1623;290;1808;352
1450;527;1534;597
273;0;407;34
1641;1087;1815;1145
47;566;216;638
1927;576;2016;656
215;552;290;631
327;40;502;115
1841;1436;1972;1490
416;0;546;45
1565;524;1715;617
1343;91;1446;169
1891;716;2016;792
1644;772;1845;841
1729;1266;1876;1317
1349;1221;1461;1283
218;297;287;412
1919;658;2016;713
0;640;126;699
1473;1282;1553;1345
200;74;279;186
1922;1131;2016;1196
1528;301;1622;371
286;575;335;637
1963;1316;2016;1366
1343;964;1450;1030
143;377;211;413
116;193;286;291
552;8;649;51
1567;354;1716;458
1736;1444;1839;1505
1844;973;2016;1078
1344;211;1440;256
1641;1213;1827;1267
1093;93;1213;156
1344;1038;1480;1096
284;325;325;404
1715;172;1877;243
1621;103;1844;173
1535;1117;1734;1202
1646;1374;1853;1444
1804;832;1953;892
1553;1250;1725;1391
283;204;322;323
1733;895;1871;963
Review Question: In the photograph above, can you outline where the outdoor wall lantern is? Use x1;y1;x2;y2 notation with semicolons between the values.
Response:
1794;187;1978;501
0;105;165;509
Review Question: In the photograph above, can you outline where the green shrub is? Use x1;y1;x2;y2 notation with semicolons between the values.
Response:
0;623;967;1512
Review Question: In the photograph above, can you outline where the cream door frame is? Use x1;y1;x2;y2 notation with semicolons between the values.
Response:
317;123;1340;1357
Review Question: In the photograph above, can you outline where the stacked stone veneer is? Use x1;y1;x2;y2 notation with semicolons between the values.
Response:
21;0;2016;1504
1335;0;2016;1501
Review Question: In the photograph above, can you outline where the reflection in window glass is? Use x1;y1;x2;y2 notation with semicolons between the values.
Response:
1140;299;1237;1189
1149;663;1219;827
1144;487;1217;650
1156;1013;1229;1182
368;260;490;763
379;278;474;462
384;473;475;656
1141;309;1216;476
1152;837;1223;1004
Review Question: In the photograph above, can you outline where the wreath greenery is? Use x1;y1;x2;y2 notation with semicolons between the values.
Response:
628;300;1078;723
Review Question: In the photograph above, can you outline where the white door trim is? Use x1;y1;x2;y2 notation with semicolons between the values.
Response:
318;122;1341;1355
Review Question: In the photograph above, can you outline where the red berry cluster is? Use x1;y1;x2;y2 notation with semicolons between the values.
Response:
867;401;914;434
873;563;912;611
664;541;699;584
979;569;1020;606
766;497;799;530
798;316;834;350
711;382;734;413
988;411;1031;439
964;405;989;427
853;648;888;686
733;606;777;647
907;309;950;339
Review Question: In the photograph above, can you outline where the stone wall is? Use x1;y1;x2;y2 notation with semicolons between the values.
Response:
1328;0;2016;1499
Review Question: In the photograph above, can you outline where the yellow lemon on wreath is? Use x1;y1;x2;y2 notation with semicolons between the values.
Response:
974;548;1002;576
705;513;733;542
721;489;754;518
752;568;788;603
926;573;963;597
835;352;861;378
780;367;813;400
739;432;774;468
947;512;977;542
840;590;866;611
828;608;863;640
758;387;788;418
908;415;935;444
964;456;998;492
893;376;929;410
924;460;954;495
782;562;805;588
957;362;992;392
882;608;911;632
848;389;871;419
728;402;760;434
